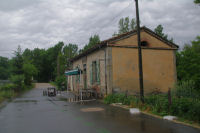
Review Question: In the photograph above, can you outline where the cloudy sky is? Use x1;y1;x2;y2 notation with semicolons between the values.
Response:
0;0;199;58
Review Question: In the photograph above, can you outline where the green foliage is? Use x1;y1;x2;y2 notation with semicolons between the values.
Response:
173;80;199;98
0;83;16;101
170;98;200;122
176;36;200;90
154;24;173;42
0;83;16;91
104;94;124;104
194;0;200;4
11;46;24;75
114;16;136;36
104;93;200;122
55;75;66;90
80;35;100;53
104;93;139;105
21;42;79;82
145;94;169;116
0;90;15;100
10;75;24;91
0;56;11;79
57;52;66;77
23;63;38;85
63;43;78;69
0;83;34;103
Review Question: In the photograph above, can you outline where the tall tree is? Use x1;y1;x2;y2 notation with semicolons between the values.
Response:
154;24;173;42
23;48;33;62
0;56;11;79
194;0;200;4
46;42;64;81
57;52;66;77
31;48;47;82
10;45;24;90
81;35;100;52
12;45;24;75
115;16;137;36
176;36;200;91
23;63;38;85
63;43;78;69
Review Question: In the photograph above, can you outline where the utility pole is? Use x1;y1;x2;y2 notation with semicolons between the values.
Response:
135;0;144;103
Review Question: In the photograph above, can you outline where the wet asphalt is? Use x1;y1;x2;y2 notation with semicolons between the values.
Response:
0;86;200;133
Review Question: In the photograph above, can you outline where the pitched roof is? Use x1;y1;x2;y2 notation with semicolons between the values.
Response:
70;26;179;62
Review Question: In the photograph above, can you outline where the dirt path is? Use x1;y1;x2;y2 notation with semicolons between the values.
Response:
34;83;55;89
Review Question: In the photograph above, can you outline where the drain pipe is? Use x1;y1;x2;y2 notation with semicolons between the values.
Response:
104;44;108;95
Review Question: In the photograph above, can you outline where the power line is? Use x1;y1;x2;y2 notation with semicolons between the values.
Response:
95;1;133;35
0;50;14;52
79;1;133;48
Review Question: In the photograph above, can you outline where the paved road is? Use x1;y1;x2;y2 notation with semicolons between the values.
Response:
0;83;199;133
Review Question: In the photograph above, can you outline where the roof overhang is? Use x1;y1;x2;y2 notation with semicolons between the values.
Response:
69;26;179;62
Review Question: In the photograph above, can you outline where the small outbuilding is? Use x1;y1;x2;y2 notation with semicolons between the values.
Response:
66;27;179;96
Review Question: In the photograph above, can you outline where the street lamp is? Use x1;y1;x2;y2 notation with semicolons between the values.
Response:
135;0;144;103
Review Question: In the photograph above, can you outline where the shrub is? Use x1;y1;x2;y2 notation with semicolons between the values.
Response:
10;75;24;91
104;94;115;104
0;84;16;91
145;94;169;116
170;97;200;122
55;75;66;90
23;63;38;85
0;90;15;99
104;93;140;106
173;80;199;99
104;93;125;104
104;92;200;122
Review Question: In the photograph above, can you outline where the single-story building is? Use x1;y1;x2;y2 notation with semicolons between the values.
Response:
66;26;179;96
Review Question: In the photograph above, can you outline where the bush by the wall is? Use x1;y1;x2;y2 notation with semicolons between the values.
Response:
170;97;200;122
0;84;16;91
55;75;66;90
145;94;169;116
173;80;199;99
0;84;16;100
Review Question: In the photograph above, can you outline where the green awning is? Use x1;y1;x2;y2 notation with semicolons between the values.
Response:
65;69;80;75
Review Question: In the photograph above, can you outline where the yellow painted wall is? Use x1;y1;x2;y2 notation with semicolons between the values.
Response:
70;30;177;95
112;48;176;94
111;31;177;94
113;31;171;48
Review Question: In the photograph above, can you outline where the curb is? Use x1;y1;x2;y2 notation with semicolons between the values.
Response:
109;103;200;130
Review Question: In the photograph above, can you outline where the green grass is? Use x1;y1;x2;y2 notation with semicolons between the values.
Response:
104;93;200;124
49;82;57;87
0;90;16;102
0;83;35;104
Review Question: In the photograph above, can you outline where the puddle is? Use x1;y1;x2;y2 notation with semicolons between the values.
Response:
0;116;4;119
14;100;37;103
96;128;111;133
80;107;104;112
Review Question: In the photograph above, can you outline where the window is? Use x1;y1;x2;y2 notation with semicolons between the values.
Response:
92;61;97;83
141;41;148;46
76;66;80;83
90;60;100;85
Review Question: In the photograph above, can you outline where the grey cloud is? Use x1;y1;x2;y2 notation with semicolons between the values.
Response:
0;0;40;11
0;0;199;58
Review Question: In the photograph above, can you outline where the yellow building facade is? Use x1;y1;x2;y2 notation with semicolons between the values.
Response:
68;27;178;95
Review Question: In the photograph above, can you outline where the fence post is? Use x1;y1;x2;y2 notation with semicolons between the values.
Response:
168;88;172;112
